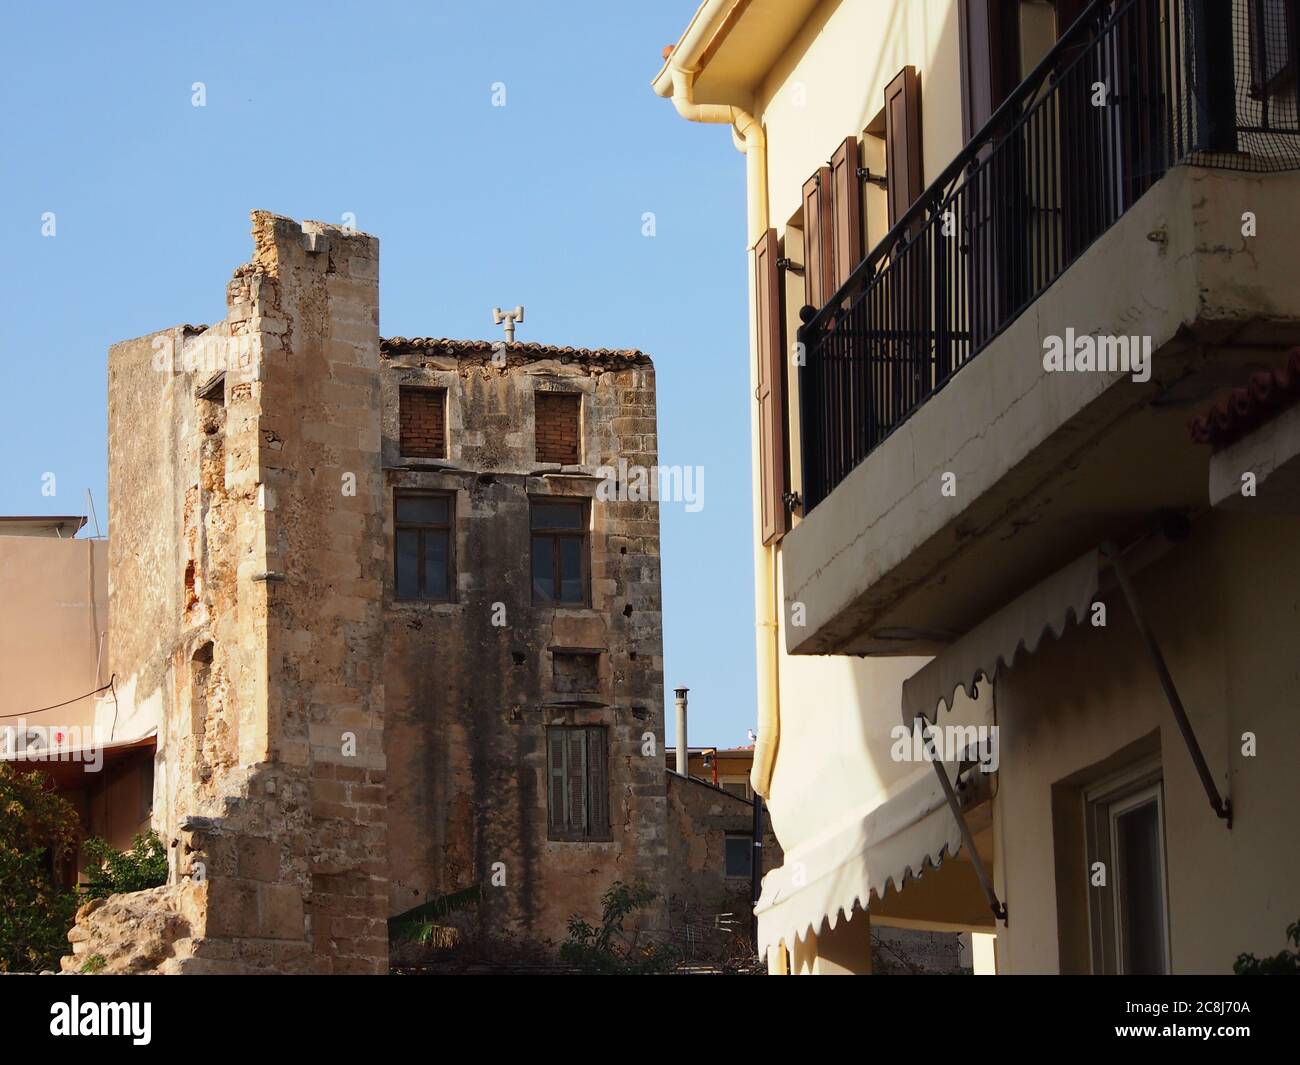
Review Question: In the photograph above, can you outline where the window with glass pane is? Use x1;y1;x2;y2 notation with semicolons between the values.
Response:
394;492;453;601
530;500;587;605
1085;765;1169;975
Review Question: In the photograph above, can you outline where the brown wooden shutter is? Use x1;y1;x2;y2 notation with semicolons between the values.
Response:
587;727;609;835
547;730;567;832
754;229;789;547
801;167;834;309
884;66;924;229
828;136;863;291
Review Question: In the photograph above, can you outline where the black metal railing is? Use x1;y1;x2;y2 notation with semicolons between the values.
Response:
799;0;1300;512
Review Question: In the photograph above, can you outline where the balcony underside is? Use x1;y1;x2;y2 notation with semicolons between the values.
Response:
783;166;1300;657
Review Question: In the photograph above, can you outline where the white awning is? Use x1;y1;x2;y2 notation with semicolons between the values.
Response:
901;549;1101;724
755;551;1103;956
754;752;965;957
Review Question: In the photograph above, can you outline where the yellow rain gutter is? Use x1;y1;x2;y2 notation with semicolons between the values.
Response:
653;1;778;796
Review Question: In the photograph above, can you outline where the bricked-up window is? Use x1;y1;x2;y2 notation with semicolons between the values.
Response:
399;387;447;459
530;500;587;605
395;492;453;601
547;725;610;840
534;392;581;464
553;651;600;694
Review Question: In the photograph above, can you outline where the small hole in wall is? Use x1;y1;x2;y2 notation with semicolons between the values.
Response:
183;561;199;614
620;546;627;555
622;604;634;618
512;651;527;667
629;651;637;661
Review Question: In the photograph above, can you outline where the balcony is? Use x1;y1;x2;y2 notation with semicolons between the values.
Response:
785;0;1300;656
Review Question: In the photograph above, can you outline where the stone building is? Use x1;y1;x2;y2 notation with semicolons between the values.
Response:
65;211;666;973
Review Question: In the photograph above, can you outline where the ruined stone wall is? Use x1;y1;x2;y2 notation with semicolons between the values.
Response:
663;773;781;950
84;211;668;972
379;341;667;944
87;212;388;973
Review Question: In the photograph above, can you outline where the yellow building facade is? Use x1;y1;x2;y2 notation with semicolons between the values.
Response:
655;0;1300;974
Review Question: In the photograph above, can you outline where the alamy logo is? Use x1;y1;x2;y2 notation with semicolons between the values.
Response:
890;721;1000;773
1;722;102;772
595;459;704;513
1042;328;1151;383
49;997;151;1045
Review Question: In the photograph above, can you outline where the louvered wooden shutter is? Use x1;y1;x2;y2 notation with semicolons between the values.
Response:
801;166;834;309
547;730;567;832
587;727;609;835
567;729;588;834
754;229;789;546
829;136;863;291
884;66;923;228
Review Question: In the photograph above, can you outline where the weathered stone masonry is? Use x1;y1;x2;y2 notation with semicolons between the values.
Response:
380;337;666;941
67;211;666;972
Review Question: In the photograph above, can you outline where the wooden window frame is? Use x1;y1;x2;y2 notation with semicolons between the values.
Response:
547;725;612;841
394;490;455;602
530;498;589;607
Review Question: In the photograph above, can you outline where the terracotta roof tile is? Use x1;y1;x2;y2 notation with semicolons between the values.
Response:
380;336;650;368
1188;349;1300;450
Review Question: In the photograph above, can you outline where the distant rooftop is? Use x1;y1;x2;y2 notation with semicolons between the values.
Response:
0;516;87;539
381;337;651;368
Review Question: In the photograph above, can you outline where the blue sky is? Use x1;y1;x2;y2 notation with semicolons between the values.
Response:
0;1;758;748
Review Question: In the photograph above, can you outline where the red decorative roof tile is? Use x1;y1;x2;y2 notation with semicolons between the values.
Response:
1188;349;1300;450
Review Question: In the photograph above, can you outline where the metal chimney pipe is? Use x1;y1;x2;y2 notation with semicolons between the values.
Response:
674;687;689;778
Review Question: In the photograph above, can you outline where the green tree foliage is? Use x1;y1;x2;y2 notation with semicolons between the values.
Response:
80;831;168;900
0;764;80;972
1234;921;1300;975
562;880;679;974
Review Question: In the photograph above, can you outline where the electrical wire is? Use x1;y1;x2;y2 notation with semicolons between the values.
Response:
0;676;116;720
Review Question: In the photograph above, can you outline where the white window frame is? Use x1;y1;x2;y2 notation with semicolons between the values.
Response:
1083;757;1172;974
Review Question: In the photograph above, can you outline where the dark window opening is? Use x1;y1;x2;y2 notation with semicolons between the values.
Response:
1250;0;1297;96
395;492;453;601
725;833;753;878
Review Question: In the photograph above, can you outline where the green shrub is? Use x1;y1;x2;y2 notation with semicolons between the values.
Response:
0;764;80;972
80;830;168;900
562;880;679;974
1234;920;1300;975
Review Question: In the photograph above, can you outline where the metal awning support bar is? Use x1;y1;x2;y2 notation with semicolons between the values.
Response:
1102;543;1233;827
916;717;1008;924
